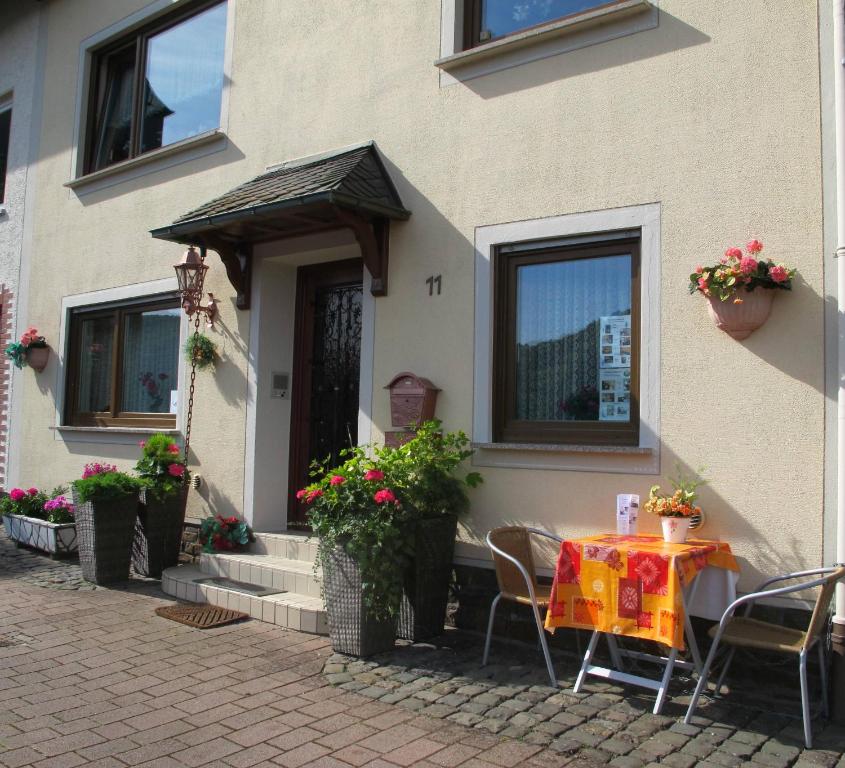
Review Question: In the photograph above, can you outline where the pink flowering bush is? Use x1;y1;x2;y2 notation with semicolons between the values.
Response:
134;433;188;500
43;495;74;524
82;462;118;479
72;463;141;504
690;240;797;302
1;484;69;522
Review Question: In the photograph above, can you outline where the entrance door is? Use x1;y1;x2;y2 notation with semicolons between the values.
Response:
288;258;363;526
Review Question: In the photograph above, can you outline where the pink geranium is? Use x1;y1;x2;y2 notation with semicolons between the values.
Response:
306;489;323;503
296;489;307;500
364;469;384;482
373;488;396;504
9;488;25;501
27;488;38;496
769;265;789;283
167;444;180;455
746;239;764;254
739;256;758;275
167;463;185;478
82;462;118;479
724;247;742;260
329;475;345;486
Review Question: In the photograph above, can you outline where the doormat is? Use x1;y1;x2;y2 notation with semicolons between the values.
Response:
194;576;286;597
155;603;248;629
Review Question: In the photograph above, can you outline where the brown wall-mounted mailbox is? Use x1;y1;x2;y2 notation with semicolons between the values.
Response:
385;372;440;428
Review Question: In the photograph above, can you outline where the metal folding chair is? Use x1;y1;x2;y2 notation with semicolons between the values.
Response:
684;566;845;749
482;526;563;688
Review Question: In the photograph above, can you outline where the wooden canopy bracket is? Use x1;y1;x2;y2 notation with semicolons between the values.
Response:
199;238;253;310
335;209;389;296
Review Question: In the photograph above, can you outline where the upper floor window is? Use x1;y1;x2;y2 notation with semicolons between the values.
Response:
86;0;227;174
0;103;11;203
493;235;640;446
464;0;618;47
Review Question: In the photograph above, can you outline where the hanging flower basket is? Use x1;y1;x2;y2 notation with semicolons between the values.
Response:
184;333;217;370
5;327;49;371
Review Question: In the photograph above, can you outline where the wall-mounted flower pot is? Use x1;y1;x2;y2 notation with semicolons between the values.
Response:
25;346;50;372
707;290;774;340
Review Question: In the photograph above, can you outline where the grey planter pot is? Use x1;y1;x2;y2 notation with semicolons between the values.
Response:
72;489;138;584
132;487;189;578
397;515;458;641
322;544;395;657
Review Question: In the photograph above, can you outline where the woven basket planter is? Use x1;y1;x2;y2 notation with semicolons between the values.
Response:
133;487;188;578
397;514;458;641
323;544;396;657
72;489;139;584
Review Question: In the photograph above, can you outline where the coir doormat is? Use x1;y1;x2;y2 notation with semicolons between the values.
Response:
155;603;248;629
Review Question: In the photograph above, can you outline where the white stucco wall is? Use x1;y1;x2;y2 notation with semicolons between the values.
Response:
16;0;828;591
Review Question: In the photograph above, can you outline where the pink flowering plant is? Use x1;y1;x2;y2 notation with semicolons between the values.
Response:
72;462;142;504
0;485;72;523
5;326;47;369
134;433;188;501
689;240;797;303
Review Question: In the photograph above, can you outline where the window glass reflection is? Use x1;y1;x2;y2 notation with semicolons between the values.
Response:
481;0;610;40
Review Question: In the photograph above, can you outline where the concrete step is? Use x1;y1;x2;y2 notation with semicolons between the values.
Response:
199;551;321;599
161;564;328;635
250;531;318;564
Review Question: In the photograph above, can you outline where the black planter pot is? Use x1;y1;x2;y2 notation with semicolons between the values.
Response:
71;490;139;584
397;514;458;641
323;545;396;657
133;487;188;578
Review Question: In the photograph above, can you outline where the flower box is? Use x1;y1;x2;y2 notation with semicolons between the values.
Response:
2;513;77;556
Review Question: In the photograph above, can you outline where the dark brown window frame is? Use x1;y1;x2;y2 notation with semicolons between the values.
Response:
83;0;224;175
492;236;641;446
462;0;627;49
64;294;181;429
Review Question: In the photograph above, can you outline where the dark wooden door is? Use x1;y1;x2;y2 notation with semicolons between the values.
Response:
288;259;363;526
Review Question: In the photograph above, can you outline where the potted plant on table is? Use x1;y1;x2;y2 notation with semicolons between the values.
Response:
5;327;50;372
690;240;797;340
72;462;142;584
1;487;77;556
644;470;705;544
133;435;189;578
382;421;482;641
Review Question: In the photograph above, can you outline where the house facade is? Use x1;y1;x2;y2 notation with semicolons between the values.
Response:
7;0;844;689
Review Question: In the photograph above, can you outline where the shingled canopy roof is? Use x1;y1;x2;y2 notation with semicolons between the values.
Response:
150;143;410;307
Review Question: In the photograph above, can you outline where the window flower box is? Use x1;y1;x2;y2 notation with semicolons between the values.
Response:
2;513;78;556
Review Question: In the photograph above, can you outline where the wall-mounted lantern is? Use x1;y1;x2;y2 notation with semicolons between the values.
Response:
174;246;218;326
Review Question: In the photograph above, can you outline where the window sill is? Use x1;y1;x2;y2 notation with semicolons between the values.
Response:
436;0;656;81
472;440;658;474
65;129;226;193
52;425;180;446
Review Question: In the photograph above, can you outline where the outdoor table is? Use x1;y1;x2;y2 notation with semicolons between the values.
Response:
544;533;739;714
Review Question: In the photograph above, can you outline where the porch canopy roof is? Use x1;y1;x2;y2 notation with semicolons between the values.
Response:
150;143;410;308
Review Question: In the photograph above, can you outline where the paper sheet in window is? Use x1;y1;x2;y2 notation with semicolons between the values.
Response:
598;315;631;369
599;369;630;422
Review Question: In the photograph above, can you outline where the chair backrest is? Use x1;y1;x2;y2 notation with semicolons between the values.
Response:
805;567;845;648
488;526;538;599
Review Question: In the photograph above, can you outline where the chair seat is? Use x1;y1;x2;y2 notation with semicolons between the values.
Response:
710;616;807;654
502;584;551;607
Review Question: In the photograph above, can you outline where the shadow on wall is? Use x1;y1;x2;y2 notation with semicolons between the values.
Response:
459;10;711;100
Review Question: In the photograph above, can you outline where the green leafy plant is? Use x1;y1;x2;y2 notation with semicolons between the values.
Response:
184;333;217;370
199;515;253;552
644;466;707;518
134;433;188;501
72;463;142;504
299;421;482;619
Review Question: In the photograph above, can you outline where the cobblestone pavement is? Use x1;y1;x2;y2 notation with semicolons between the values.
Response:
1;529;844;768
0;532;98;590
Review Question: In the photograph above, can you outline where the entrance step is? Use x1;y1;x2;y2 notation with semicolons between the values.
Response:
161;564;328;634
250;531;317;564
199;551;321;598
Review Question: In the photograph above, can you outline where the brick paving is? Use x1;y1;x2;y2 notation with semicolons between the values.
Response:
1;528;845;768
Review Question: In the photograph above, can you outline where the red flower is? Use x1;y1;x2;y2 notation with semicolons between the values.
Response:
306;489;323;503
364;469;384;482
9;488;25;501
739;256;758;275
724;247;742;260
167;463;185;477
226;516;238;524
329;475;345;486
167;444;180;454
296;489;308;500
27;488;38;496
746;239;764;254
769;264;789;283
374;488;396;504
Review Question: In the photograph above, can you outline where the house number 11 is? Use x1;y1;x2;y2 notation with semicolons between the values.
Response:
426;275;442;296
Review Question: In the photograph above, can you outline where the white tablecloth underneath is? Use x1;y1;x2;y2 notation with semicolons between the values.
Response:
687;566;739;621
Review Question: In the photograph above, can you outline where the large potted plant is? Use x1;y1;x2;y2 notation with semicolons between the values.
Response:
690;240;797;340
71;462;142;584
1;487;77;556
300;449;411;657
133;435;189;577
383;421;482;641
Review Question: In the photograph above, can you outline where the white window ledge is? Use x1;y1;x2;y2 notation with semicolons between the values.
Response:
65;129;226;195
437;0;656;83
474;441;653;455
52;425;180;446
471;441;658;474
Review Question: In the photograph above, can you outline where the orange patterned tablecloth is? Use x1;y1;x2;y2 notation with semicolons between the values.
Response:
544;534;739;650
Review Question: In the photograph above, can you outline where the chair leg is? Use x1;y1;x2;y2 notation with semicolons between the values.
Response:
530;602;557;688
799;650;812;749
714;647;736;697
482;593;502;667
684;636;722;725
818;642;829;719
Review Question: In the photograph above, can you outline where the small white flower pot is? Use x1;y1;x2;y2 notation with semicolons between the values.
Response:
661;516;691;544
3;514;78;555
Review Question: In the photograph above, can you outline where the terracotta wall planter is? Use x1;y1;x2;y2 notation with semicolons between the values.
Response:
707;290;774;340
25;346;49;372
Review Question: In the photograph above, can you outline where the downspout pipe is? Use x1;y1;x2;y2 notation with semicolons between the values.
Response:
832;0;845;724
